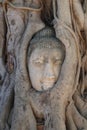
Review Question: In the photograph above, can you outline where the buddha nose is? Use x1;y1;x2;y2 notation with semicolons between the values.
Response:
43;62;55;80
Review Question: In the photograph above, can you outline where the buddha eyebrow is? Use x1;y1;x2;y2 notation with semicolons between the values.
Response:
53;56;62;60
32;57;44;62
55;58;62;60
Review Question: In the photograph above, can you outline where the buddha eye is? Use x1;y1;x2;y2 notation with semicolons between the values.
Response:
54;59;62;65
34;59;44;66
35;61;43;65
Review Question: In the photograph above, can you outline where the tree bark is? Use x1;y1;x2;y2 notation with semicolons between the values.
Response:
0;0;87;130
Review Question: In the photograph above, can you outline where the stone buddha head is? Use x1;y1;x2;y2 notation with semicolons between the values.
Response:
28;27;65;92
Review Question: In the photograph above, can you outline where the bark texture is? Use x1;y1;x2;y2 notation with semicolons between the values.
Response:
0;0;87;130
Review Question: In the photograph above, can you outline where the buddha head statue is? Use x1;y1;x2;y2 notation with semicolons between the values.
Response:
28;27;65;92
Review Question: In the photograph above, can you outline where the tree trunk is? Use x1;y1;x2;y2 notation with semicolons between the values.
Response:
0;0;87;130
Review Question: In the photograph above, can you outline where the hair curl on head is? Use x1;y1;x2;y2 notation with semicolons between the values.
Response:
28;27;65;62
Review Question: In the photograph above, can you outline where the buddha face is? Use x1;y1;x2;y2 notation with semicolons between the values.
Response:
28;47;64;91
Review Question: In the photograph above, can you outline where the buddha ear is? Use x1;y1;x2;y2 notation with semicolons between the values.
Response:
53;22;80;99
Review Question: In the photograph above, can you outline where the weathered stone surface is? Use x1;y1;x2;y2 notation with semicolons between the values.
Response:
0;0;87;130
